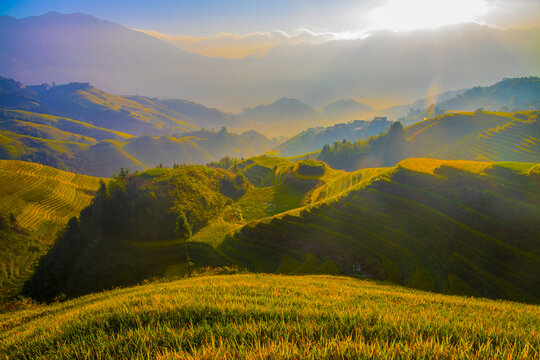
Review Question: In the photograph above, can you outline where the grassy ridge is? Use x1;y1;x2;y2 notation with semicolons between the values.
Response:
0;109;133;142
1;274;539;359
0;160;102;297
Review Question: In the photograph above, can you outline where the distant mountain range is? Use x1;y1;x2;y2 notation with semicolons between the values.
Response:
0;76;395;137
0;76;235;135
275;77;540;157
1;75;539;175
322;99;374;121
1;12;538;113
397;77;540;124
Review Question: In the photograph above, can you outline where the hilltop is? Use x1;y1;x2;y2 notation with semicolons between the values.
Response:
24;157;540;303
2;274;539;359
321;99;374;122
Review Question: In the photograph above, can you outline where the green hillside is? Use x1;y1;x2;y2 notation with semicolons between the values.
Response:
428;112;540;162
3;274;539;359
0;77;197;135
224;158;540;303
23;158;540;303
23;165;248;301
0;109;133;142
0;79;281;177
22;158;360;301
0;160;103;297
320;111;540;171
0;122;279;177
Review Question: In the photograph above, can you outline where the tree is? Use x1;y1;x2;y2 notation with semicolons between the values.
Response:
176;213;192;276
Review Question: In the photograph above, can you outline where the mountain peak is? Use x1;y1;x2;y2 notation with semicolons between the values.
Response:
322;98;374;120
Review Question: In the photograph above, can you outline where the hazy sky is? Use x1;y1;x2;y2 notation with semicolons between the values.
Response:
2;0;540;36
1;0;539;111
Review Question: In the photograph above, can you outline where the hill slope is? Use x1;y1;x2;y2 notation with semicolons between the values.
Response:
0;160;103;237
0;77;200;136
23;165;249;300
0;160;102;297
223;159;540;303
2;274;539;359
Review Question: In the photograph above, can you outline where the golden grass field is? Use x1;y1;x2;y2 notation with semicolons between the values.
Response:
1;274;538;359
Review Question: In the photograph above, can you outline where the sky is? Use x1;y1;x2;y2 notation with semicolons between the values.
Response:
1;0;539;111
2;0;540;37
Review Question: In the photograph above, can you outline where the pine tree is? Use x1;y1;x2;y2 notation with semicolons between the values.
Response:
176;213;192;276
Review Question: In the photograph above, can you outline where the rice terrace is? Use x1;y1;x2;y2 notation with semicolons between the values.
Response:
1;0;540;359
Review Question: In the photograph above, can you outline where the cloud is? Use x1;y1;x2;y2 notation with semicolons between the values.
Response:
134;28;354;59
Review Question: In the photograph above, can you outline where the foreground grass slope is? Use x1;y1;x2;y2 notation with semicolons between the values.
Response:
0;160;102;297
2;274;539;359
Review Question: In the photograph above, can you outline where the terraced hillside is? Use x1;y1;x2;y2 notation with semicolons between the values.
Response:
2;274;539;359
0;109;133;143
24;159;354;301
0;160;103;236
223;159;540;303
19;158;356;299
320;111;540;171
23;157;540;303
429;112;540;161
0;160;103;297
